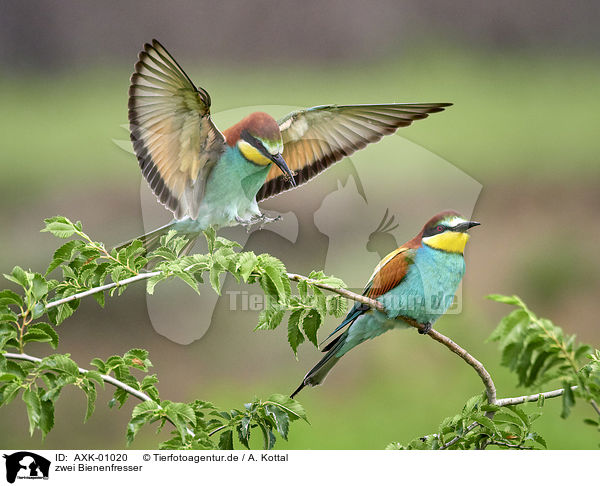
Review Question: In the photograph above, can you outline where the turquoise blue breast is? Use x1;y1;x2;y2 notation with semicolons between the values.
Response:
336;245;465;357
170;146;271;231
380;244;465;324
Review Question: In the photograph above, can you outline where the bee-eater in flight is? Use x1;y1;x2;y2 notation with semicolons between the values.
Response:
290;211;480;398
126;39;451;249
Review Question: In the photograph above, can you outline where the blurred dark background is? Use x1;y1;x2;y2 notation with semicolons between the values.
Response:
1;1;599;449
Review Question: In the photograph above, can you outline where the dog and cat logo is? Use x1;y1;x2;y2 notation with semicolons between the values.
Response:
3;452;50;483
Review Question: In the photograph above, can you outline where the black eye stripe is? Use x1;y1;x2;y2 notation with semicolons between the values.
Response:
241;130;270;156
423;224;449;237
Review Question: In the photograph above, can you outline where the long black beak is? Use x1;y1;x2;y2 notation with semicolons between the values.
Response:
271;153;296;187
454;221;481;232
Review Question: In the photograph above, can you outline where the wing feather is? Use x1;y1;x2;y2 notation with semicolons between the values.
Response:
320;247;414;348
129;39;226;219
256;103;451;201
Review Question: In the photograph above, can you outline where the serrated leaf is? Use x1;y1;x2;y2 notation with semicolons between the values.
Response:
48;354;80;376
561;381;575;419
265;394;308;423
174;271;200;295
218;429;233;450
209;265;222;295
0;289;23;307
265;404;290;439
257;421;276;450
5;266;30;289
131;400;161;417
287;310;305;355
46;240;85;275
146;274;167;295
23;387;42;436
23;328;54;347
42;221;78;239
83;381;97;422
37;391;54;440
326;295;347;318
533;434;547;449
31;273;48;301
237;252;258;282
255;308;284;331
300;309;321;347
488;309;529;343
1;381;22;406
500;341;522;370
486;294;524;307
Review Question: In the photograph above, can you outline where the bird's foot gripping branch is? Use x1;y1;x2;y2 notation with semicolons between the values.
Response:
0;216;599;449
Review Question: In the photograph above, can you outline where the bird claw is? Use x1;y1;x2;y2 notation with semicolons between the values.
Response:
418;322;433;334
237;214;282;232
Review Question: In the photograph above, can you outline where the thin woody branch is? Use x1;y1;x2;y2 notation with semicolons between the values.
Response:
288;273;498;405
496;387;576;407
40;268;499;406
37;264;583;414
4;352;156;403
3;351;194;437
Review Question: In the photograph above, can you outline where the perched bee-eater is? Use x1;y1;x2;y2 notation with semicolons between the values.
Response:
290;210;480;398
126;39;451;249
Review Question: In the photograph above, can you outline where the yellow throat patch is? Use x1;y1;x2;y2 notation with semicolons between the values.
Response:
238;140;272;166
423;231;470;253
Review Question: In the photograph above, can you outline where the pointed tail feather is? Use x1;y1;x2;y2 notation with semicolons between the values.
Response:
290;335;345;399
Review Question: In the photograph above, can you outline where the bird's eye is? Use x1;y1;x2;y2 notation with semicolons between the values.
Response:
436;225;445;233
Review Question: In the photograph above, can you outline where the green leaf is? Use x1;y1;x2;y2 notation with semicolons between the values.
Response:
83;381;97;422
257;422;277;450
237;252;258;282
255;308;284;331
42;219;78;238
488;309;529;343
209;265;222;295
0;381;22;406
131;400;161;418
22;387;42;436
31;274;49;301
533;434;547;449
146;274;167;295
287;310;305;356
90;358;107;374
174;271;200;295
28;323;59;349
0;311;18;323
164;402;196;440
500;342;523;370
0;289;23;307
218;429;234;450
124;349;152;371
238;415;251;447
37;390;54;439
4;266;30;289
46;240;86;275
486;294;524;307
265;404;290;439
474;414;497;434
326;295;347;318
265;394;309;423
127;401;161;445
92;290;105;308
47;354;80;376
301;309;321;347
561;382;575;419
23;328;55;347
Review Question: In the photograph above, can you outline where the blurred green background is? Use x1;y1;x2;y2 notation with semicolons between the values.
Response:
1;1;599;449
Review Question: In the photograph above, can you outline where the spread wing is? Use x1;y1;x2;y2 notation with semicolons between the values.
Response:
320;247;415;350
129;39;226;220
256;103;451;201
